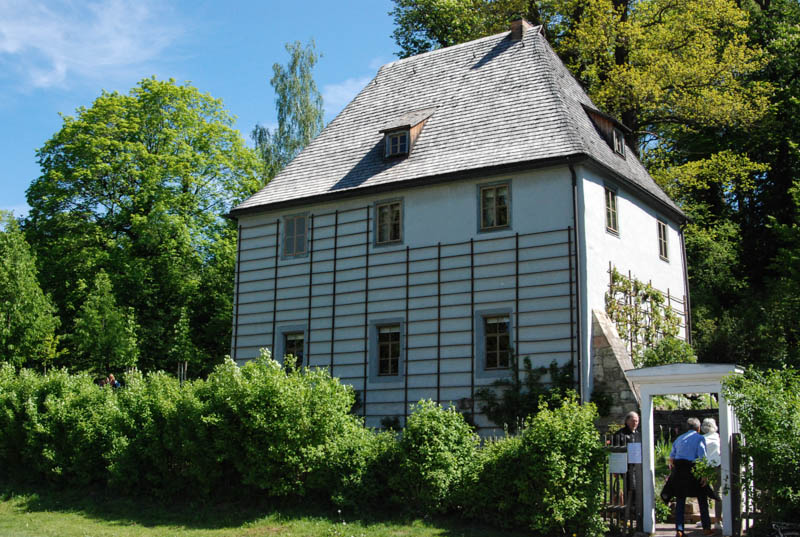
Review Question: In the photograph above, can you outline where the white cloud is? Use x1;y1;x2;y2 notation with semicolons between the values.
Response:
322;75;372;119
0;0;182;88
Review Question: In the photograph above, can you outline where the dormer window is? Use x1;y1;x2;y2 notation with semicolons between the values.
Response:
582;104;630;159
379;107;436;160
613;128;625;157
385;130;409;157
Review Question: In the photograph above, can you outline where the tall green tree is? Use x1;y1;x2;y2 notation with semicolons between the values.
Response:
72;271;138;375
0;212;59;369
252;41;324;180
649;0;800;368
25;77;259;373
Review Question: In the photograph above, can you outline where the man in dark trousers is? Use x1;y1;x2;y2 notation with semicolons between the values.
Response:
614;411;641;512
669;417;713;537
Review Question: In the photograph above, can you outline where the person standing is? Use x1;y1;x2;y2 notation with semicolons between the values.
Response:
669;417;713;537
614;411;641;516
702;418;723;530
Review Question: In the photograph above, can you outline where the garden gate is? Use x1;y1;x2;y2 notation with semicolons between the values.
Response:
603;432;643;534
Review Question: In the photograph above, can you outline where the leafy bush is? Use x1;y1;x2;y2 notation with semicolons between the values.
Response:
108;370;222;497
456;434;524;527
460;396;606;536
391;400;479;513
0;359;609;535
198;353;370;498
0;363;119;486
637;336;697;368
723;368;800;523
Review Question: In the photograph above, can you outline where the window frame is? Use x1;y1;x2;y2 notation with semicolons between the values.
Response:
274;324;308;368
613;128;626;157
474;308;514;380
284;332;305;369
484;315;511;370
477;180;512;232
368;318;405;384
384;130;410;157
282;213;309;259
605;187;619;235
377;325;401;376
374;198;404;246
657;219;669;261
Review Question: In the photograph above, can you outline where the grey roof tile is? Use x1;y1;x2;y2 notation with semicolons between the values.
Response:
233;26;683;219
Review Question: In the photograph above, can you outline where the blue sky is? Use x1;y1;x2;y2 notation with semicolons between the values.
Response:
0;0;398;217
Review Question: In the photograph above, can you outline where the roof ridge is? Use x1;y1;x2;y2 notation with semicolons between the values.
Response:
382;26;542;69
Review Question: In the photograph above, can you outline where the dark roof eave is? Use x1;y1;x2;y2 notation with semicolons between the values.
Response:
228;152;685;223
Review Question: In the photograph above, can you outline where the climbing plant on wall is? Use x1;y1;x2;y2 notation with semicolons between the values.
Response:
605;267;680;360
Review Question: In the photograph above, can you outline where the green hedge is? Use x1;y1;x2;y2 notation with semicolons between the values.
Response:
0;357;606;535
458;397;606;536
723;368;800;523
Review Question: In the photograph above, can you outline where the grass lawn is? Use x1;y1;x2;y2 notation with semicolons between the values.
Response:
0;482;528;537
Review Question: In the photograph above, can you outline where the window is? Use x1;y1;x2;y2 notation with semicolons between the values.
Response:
385;131;409;157
480;184;510;230
376;201;402;244
658;219;669;260
378;325;400;376
613;128;626;157
484;316;511;369
283;214;306;257
284;332;304;368
605;188;618;234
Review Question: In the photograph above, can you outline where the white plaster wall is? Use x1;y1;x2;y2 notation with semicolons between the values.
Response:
232;166;580;431
578;164;688;399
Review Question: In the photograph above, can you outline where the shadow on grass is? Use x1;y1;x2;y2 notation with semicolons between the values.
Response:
0;479;529;537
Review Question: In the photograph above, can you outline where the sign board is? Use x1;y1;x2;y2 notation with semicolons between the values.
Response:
609;452;628;473
627;442;642;464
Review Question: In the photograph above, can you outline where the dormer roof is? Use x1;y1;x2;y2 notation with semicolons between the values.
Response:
232;24;683;221
379;107;436;133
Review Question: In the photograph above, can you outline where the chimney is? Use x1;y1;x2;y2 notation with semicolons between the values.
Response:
511;18;534;41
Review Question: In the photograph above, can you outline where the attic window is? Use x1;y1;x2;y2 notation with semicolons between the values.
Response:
379;107;436;160
385;130;409;157
613;128;625;157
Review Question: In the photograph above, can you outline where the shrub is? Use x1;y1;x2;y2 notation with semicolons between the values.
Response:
723;368;800;523
637;336;697;368
391;400;479;513
196;352;370;499
0;359;608;535
456;433;524;527
108;370;222;498
460;396;606;536
0;364;120;486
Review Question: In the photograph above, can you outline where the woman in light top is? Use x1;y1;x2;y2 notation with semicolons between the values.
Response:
702;418;722;530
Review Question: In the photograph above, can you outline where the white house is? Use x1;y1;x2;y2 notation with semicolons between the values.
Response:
228;20;689;432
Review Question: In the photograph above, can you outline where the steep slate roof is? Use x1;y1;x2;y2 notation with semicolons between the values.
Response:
232;25;683;219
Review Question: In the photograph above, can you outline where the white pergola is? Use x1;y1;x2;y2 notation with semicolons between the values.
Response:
625;363;744;536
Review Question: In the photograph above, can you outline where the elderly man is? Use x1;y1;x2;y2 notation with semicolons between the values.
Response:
669;417;713;537
613;411;641;509
616;411;640;440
